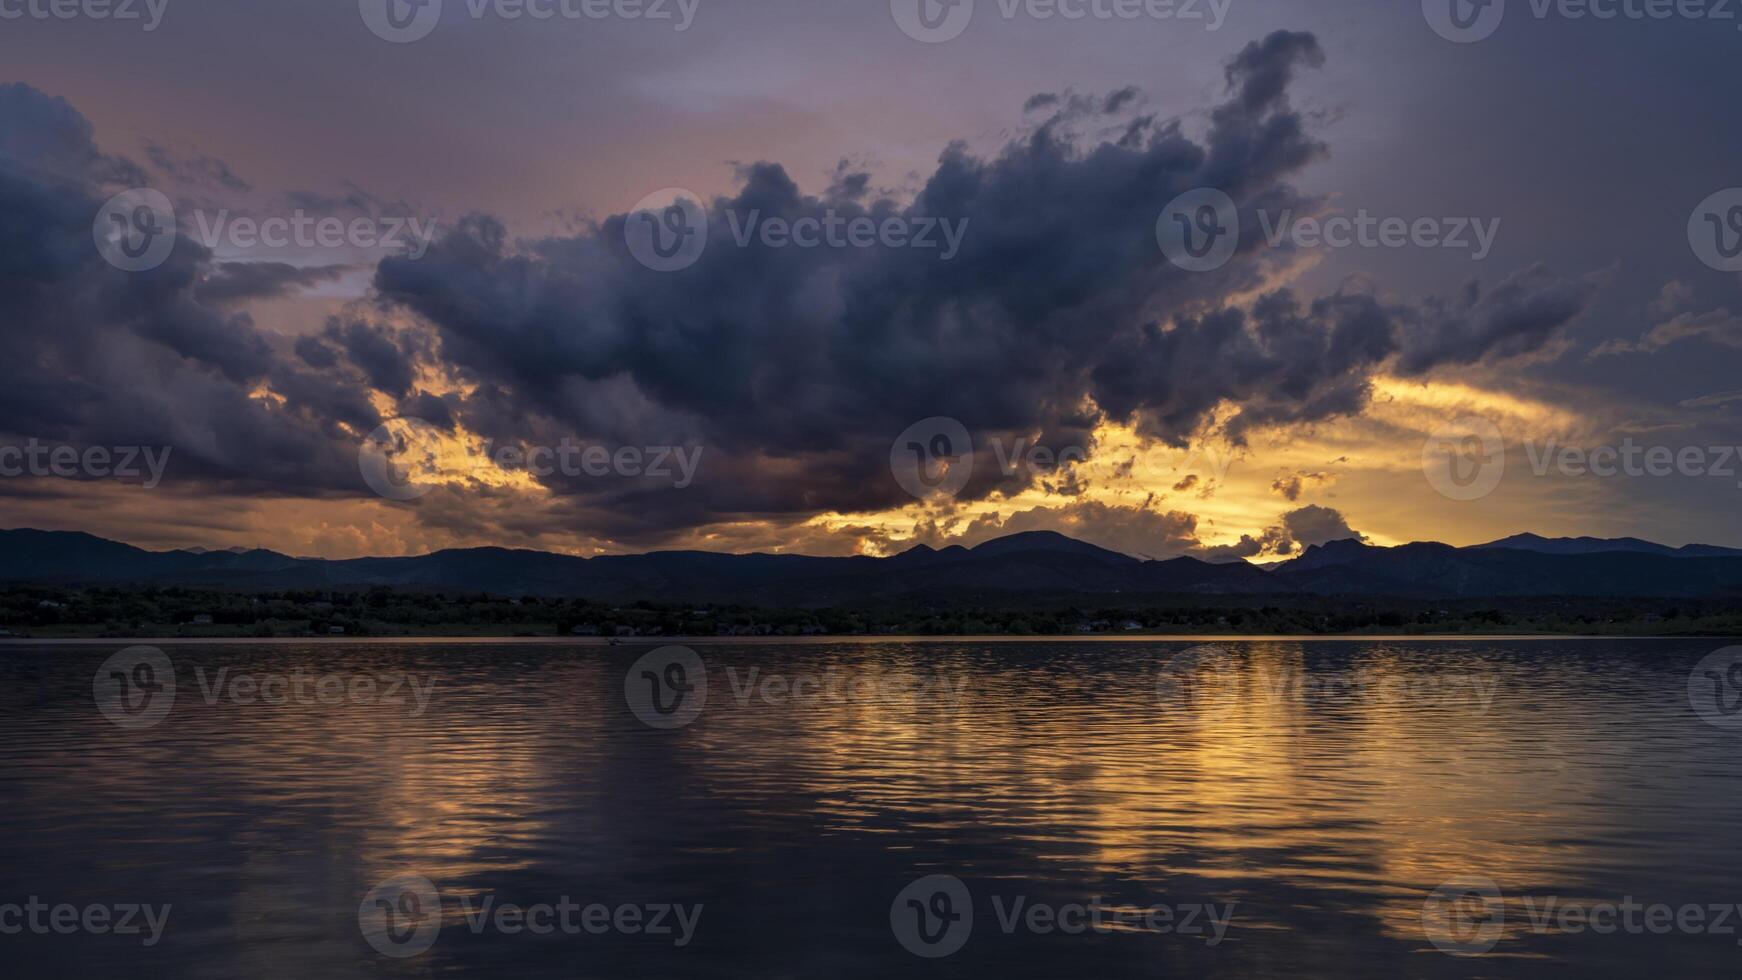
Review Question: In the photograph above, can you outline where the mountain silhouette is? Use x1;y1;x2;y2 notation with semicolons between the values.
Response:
1472;532;1742;558
4;528;1742;601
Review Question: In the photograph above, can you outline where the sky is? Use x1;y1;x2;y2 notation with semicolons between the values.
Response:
0;0;1739;560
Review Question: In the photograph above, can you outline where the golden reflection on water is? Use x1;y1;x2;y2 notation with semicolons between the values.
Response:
683;641;1680;951
2;639;1733;977
338;658;613;905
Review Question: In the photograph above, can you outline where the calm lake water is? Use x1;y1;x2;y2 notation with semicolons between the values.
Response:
2;638;1741;978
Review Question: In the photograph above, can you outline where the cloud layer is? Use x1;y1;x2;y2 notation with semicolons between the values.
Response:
0;32;1604;556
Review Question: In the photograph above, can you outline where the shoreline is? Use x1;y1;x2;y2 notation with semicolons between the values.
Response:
3;633;1737;645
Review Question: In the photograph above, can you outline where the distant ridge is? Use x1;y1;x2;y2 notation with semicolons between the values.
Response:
3;528;1742;602
1472;532;1742;558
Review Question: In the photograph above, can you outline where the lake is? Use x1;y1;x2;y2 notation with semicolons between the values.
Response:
2;638;1740;978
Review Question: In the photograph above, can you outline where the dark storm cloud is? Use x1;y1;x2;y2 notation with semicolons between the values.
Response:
324;318;424;398
0;83;137;186
0;82;379;500
194;261;350;305
1088;289;1397;444
1282;503;1365;547
1096;267;1602;444
397;391;457;430
1199;504;1362;561
1222;29;1324;117
1271;471;1326;501
1591;304;1742;358
294;334;341;369
1199;532;1282;562
1102;86;1141;114
283;182;420;221
1391;264;1605;375
143;141;252;193
0;29;1604;551
372;31;1594;538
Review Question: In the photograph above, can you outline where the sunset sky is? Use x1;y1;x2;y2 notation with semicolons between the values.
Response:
1;0;1739;559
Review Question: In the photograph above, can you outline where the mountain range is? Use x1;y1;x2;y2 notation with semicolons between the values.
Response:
4;528;1742;604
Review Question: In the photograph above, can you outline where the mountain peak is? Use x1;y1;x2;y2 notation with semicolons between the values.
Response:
1273;537;1374;573
1486;532;1549;547
971;529;1075;547
969;531;1133;562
